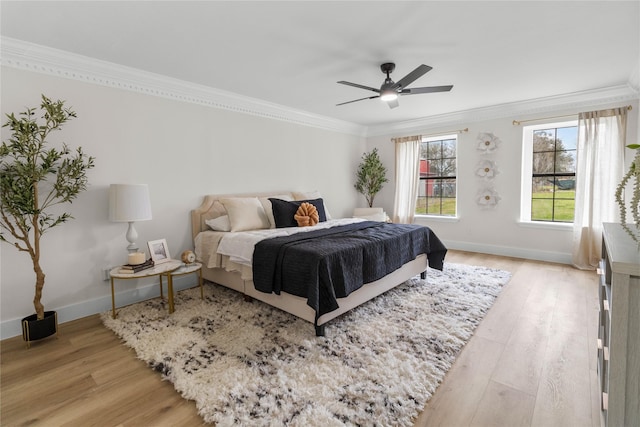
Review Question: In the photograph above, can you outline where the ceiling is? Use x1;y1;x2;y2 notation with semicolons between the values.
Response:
1;1;639;128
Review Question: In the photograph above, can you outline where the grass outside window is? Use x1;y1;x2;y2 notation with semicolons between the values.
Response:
416;196;456;216
531;189;575;222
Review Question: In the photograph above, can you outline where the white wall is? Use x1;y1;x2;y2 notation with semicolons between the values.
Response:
367;101;639;263
0;67;365;338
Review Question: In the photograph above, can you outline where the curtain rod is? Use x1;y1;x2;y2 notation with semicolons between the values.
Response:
428;127;469;137
393;128;469;142
423;127;468;138
512;105;633;126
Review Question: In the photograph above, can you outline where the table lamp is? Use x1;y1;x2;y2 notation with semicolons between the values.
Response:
109;184;152;253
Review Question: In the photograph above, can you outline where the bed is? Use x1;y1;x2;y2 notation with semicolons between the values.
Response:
191;191;447;335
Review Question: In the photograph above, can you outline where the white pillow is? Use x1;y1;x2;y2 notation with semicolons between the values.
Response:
259;195;293;228
293;190;332;219
355;212;388;222
205;215;231;232
353;207;384;217
219;197;270;232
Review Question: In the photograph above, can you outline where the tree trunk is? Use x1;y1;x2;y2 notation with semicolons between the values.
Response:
33;261;45;320
32;182;45;320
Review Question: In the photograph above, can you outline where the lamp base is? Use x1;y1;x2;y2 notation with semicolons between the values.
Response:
126;222;140;254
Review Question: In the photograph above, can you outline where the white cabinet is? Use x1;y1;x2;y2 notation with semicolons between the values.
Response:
598;223;640;427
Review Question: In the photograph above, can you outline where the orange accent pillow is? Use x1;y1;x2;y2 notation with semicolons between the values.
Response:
294;202;319;227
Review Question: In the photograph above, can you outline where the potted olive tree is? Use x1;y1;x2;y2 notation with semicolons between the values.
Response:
354;148;388;208
0;95;94;345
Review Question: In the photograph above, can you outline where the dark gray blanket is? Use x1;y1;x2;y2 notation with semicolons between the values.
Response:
252;221;447;318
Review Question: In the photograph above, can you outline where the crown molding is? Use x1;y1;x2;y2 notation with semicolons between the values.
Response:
0;37;368;137
2;37;637;140
366;84;639;137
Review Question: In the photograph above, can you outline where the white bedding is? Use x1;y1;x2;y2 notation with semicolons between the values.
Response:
194;218;367;281
217;218;363;266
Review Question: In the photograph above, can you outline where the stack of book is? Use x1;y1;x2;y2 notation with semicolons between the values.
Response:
118;258;155;274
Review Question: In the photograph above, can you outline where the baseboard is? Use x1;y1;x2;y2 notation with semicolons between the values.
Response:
443;239;573;265
0;274;199;340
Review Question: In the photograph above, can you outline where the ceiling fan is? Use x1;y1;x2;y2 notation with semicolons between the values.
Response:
337;62;453;109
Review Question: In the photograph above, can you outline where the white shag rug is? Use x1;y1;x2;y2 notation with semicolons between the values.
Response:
101;262;510;426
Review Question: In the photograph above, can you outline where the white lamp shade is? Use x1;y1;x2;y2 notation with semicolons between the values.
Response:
109;184;152;222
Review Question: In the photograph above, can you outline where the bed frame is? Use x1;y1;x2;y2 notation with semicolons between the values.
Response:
191;191;428;335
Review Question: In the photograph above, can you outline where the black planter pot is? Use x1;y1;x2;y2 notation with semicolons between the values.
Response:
21;311;58;347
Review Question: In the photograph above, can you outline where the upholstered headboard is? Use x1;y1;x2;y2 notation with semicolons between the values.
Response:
191;191;295;240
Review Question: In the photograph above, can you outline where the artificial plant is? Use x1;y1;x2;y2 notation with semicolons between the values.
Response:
0;95;95;320
615;143;640;243
354;148;388;208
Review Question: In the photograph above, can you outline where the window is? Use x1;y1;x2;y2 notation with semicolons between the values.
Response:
521;121;577;223
416;135;457;216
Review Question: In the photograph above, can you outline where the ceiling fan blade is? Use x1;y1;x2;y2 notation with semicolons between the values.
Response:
337;81;381;93
401;85;453;94
336;95;380;106
392;64;432;90
386;98;400;109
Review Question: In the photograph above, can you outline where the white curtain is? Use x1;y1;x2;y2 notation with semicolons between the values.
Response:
392;135;422;224
572;107;627;269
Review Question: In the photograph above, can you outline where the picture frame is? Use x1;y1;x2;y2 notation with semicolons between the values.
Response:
148;238;171;264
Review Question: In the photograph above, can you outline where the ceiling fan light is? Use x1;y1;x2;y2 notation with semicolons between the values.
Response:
380;90;398;102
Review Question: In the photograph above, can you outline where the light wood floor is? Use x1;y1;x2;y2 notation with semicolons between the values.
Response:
1;250;600;426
